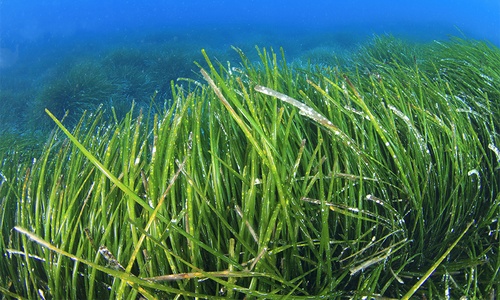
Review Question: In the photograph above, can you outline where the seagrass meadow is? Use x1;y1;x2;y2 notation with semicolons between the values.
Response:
0;36;499;299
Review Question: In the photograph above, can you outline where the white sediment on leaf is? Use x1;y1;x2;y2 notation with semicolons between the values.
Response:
488;144;500;163
388;104;428;154
254;85;333;126
254;85;360;154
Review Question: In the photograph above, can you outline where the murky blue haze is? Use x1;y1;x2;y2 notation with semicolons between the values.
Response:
0;0;499;133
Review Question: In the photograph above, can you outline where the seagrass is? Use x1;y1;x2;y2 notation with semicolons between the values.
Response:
0;36;498;299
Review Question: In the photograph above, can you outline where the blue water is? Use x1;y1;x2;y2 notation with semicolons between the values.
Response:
2;0;499;43
0;0;499;133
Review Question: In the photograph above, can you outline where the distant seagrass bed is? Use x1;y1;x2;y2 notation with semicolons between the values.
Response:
0;36;499;299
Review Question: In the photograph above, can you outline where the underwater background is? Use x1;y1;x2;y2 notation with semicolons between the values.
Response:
0;0;499;135
1;1;500;299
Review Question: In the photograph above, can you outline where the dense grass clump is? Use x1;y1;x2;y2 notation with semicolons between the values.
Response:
9;42;201;131
0;37;499;299
32;60;116;127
